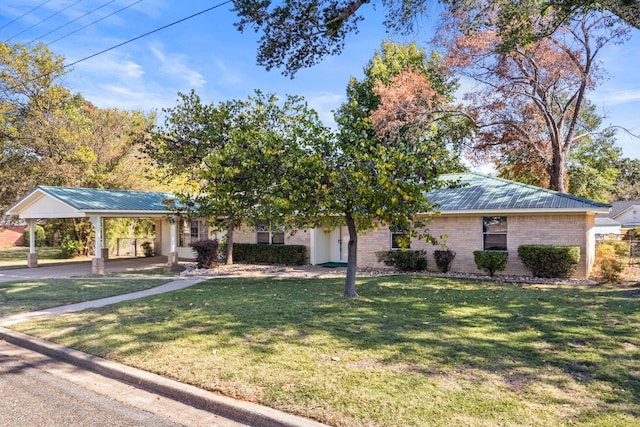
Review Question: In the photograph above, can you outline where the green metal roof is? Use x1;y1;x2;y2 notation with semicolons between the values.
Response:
36;186;175;212
427;173;611;212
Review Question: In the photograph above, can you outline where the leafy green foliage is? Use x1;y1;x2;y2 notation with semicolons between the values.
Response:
59;236;85;259
434;249;456;273
22;225;46;247
473;250;508;276
149;90;324;265
189;239;219;269
376;250;427;271
517;245;580;278
233;243;307;266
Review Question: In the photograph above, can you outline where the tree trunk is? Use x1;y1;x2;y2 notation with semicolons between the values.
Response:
343;213;359;299
549;151;567;193
225;215;234;265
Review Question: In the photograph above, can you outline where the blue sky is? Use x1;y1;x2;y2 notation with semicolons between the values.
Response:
1;0;639;161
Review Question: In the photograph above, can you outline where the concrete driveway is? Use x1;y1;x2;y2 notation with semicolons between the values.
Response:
0;256;170;283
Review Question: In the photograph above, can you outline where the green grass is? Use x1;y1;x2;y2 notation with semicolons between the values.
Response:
10;276;640;426
0;246;89;269
0;278;171;316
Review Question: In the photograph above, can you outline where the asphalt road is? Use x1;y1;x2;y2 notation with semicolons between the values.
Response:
0;341;248;427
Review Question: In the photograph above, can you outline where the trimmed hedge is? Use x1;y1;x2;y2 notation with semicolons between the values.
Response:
473;250;508;276
233;243;307;266
434;249;456;273
23;225;46;247
518;244;580;278
376;250;427;272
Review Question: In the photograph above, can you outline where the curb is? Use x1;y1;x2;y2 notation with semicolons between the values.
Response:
0;327;327;427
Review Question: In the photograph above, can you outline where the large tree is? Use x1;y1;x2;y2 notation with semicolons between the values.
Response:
0;42;157;213
315;41;464;297
148;90;325;265
231;0;639;75
439;8;629;192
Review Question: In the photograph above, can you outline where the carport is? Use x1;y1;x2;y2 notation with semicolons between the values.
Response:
6;186;180;274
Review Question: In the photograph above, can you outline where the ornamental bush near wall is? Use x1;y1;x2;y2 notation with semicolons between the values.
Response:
434;249;456;273
376;250;427;272
473;250;508;276
233;243;307;266
517;244;580;278
190;239;219;269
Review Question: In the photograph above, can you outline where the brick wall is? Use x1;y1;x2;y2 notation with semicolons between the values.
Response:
0;226;26;248
355;213;594;279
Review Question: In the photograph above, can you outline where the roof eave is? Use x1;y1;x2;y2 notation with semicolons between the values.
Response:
422;207;611;215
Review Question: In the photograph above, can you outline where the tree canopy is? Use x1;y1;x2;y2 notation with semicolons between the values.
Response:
231;0;639;75
0;42;157;214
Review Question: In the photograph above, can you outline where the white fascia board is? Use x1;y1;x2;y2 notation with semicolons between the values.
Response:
422;208;611;216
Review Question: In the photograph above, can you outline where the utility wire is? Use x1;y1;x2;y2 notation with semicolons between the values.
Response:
0;0;52;32
64;0;232;68
26;0;118;46
11;0;84;39
10;1;233;91
47;0;142;46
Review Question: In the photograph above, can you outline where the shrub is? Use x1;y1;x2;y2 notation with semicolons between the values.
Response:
232;243;307;266
190;239;219;269
596;241;624;283
433;249;456;273
376;250;427;272
141;241;155;257
23;225;46;247
600;257;623;283
60;235;85;258
517;245;580;278
473;250;508;276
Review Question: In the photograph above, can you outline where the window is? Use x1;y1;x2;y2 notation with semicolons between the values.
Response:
483;216;507;251
179;219;209;247
256;221;284;245
391;227;409;249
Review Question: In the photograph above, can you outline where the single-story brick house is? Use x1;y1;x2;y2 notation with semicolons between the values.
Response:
6;173;610;278
0;216;26;248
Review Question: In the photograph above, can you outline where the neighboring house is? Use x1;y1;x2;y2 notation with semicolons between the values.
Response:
0;216;26;248
599;200;640;230
594;216;622;240
6;173;610;278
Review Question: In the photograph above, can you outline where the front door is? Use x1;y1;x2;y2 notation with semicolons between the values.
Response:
338;225;349;262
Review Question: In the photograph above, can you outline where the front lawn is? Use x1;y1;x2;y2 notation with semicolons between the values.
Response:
10;276;640;426
0;278;171;316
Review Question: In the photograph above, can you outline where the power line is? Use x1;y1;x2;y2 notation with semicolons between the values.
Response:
26;0;118;46
10;1;233;91
10;0;84;39
0;0;52;32
64;1;232;69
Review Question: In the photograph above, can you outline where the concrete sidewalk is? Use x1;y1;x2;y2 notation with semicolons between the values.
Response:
0;263;328;427
0;276;207;326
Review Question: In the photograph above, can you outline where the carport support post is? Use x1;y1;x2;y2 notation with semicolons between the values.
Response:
168;216;178;267
89;215;105;275
27;219;38;268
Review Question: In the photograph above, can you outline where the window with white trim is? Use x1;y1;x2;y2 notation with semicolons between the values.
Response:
483;216;507;251
256;221;285;245
179;219;209;247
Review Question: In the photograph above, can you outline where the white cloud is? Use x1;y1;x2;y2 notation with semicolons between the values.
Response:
75;53;144;79
150;44;206;88
305;91;344;128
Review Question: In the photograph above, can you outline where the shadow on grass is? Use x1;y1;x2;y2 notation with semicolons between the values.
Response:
14;275;640;419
